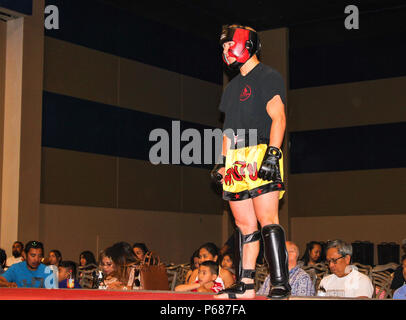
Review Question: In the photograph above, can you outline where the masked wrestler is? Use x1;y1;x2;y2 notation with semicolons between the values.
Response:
212;25;290;299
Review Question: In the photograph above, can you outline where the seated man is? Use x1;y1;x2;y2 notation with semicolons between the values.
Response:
0;241;56;288
5;241;24;270
257;241;315;297
393;283;406;299
319;239;374;298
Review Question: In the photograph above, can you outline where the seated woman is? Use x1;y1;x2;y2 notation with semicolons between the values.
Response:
187;242;235;289
77;250;98;288
47;249;63;267
96;250;122;290
184;249;200;284
219;251;236;281
298;241;324;267
132;243;149;263
104;242;140;290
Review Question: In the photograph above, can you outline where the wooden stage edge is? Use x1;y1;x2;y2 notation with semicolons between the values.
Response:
0;288;375;300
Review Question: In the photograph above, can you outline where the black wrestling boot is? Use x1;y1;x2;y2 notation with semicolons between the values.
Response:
261;224;291;299
218;228;261;299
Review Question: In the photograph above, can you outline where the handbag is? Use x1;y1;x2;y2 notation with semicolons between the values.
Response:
138;251;169;290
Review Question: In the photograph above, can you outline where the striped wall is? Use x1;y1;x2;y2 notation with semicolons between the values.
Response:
287;16;406;262
40;0;225;263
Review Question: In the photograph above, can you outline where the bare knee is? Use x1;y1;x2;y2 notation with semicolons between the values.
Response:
258;214;279;227
234;219;258;235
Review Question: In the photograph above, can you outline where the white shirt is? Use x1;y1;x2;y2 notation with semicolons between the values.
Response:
319;267;374;298
5;256;23;270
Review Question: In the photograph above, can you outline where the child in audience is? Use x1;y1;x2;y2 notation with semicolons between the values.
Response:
175;261;224;293
187;242;234;288
220;251;236;281
58;261;81;289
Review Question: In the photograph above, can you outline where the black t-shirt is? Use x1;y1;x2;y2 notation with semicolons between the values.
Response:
391;266;405;290
219;63;286;141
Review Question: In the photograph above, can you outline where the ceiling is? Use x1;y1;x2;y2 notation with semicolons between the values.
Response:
100;0;406;40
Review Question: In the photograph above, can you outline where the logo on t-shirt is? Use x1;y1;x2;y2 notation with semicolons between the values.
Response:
239;85;252;101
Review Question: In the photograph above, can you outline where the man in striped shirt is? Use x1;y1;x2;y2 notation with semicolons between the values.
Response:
257;241;315;297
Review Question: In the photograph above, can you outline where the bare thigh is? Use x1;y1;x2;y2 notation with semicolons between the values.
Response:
252;191;280;227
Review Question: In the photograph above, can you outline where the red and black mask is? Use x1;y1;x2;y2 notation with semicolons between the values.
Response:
220;25;261;69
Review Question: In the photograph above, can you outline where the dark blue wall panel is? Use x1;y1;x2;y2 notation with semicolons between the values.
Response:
289;122;406;173
44;0;222;85
0;0;32;15
42;91;219;169
289;32;406;89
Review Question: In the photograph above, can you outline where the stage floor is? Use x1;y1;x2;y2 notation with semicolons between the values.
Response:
0;287;270;300
0;288;369;300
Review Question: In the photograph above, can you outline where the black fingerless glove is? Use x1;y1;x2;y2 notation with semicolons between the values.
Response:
210;156;226;186
257;146;282;182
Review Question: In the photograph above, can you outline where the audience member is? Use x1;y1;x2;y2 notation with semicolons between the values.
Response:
393;283;406;299
298;241;323;267
0;241;56;288
187;242;234;288
58;260;81;289
79;250;97;268
319;239;374;298
97;250;121;289
257;241;315;297
402;239;406;256
78;250;98;289
105;242;140;290
390;254;406;293
5;241;24;269
132;243;149;262
47;249;63;267
185;249;200;284
220;251;236;280
175;260;224;293
0;248;6;275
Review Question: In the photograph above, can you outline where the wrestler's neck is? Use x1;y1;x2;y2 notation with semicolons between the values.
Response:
240;55;260;77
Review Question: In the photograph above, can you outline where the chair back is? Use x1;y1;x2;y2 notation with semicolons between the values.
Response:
352;262;372;279
165;263;192;290
78;263;98;288
371;270;394;299
302;262;329;291
255;263;269;292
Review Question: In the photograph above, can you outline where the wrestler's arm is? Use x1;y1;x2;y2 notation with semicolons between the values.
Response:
266;94;286;148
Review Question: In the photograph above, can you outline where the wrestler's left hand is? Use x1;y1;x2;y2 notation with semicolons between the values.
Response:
258;146;282;181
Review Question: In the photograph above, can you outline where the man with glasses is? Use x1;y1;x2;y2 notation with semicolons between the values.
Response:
0;241;56;288
319;239;374;298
